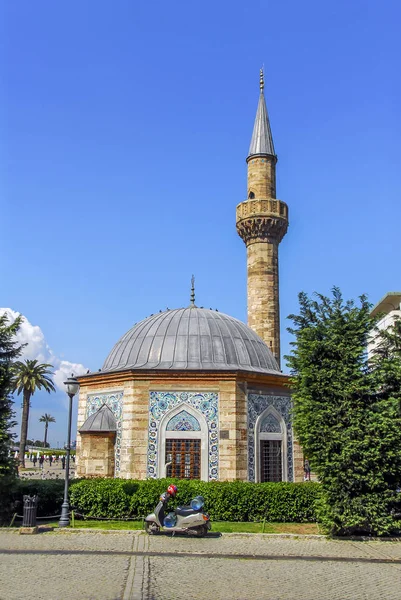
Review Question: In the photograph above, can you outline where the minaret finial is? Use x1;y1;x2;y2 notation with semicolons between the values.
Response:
247;67;275;157
260;68;264;92
190;275;196;307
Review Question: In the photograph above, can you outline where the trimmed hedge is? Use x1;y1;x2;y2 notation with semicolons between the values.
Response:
70;479;138;519
1;478;321;524
69;479;321;522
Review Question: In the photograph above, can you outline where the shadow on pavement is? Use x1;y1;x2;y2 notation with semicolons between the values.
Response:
154;531;222;538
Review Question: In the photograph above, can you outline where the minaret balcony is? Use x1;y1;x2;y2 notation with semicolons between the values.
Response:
236;198;288;222
236;198;289;246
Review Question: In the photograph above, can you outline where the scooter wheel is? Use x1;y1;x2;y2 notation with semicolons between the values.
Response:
188;525;208;537
199;525;209;537
145;521;160;535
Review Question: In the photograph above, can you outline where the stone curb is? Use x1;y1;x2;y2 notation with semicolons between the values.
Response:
5;527;401;542
218;532;327;539
17;528;329;540
6;527;325;539
56;530;401;541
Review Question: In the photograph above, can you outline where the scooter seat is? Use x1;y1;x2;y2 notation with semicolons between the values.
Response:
175;505;197;517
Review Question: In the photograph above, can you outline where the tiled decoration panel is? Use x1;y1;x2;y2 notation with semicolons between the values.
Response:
86;391;124;476
147;391;219;480
260;412;281;433
166;410;201;431
248;394;293;482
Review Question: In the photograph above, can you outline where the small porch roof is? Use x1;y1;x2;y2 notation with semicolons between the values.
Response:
79;404;117;433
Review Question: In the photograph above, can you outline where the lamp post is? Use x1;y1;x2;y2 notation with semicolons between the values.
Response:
59;375;80;528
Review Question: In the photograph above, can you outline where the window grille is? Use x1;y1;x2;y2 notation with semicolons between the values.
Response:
260;440;282;482
166;439;201;479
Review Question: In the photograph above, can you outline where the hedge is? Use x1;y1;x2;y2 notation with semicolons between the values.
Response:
0;478;66;524
69;479;321;522
0;478;321;524
0;476;17;524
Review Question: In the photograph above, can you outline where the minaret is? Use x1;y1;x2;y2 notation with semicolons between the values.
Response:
236;70;288;366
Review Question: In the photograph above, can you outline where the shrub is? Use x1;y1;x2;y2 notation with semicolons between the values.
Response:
0;479;66;524
0;475;17;524
69;479;138;518
69;478;321;522
12;480;65;518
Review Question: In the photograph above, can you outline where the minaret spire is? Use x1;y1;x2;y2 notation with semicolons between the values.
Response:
248;68;275;158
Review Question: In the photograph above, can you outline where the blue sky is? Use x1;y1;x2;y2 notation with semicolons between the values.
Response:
2;1;400;446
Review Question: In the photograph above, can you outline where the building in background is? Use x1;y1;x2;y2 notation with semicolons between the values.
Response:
368;291;401;358
76;71;304;483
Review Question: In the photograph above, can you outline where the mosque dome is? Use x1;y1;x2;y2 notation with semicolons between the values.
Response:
102;307;280;374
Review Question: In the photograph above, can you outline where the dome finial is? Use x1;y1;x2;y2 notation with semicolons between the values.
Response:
189;275;196;307
260;67;264;92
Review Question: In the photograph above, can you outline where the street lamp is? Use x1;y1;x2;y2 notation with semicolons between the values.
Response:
59;375;80;528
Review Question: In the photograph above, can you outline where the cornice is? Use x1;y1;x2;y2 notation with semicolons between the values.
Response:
77;368;290;389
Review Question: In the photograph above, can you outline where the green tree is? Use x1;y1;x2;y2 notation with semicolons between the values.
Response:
286;288;401;536
0;313;22;476
39;413;56;448
33;440;50;448
12;360;55;467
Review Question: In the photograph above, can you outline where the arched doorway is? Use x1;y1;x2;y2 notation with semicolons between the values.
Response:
255;407;287;482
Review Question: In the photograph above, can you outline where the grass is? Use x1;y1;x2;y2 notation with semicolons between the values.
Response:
213;522;320;534
43;519;320;535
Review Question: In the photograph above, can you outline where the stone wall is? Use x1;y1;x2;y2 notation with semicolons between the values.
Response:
77;432;116;477
122;378;149;479
292;438;305;483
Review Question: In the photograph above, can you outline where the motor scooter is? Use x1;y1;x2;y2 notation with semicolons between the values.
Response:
145;492;211;537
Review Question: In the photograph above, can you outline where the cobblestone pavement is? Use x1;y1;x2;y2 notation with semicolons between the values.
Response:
1;530;401;600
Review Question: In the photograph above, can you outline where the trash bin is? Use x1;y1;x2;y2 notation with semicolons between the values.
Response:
22;495;38;527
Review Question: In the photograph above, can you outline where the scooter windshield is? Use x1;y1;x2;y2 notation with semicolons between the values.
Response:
190;496;204;510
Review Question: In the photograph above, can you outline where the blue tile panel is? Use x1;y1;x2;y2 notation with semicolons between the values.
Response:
166;410;201;431
260;413;281;433
86;391;123;476
248;394;293;482
147;391;219;480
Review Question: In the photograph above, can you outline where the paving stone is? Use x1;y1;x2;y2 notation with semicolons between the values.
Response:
1;530;400;600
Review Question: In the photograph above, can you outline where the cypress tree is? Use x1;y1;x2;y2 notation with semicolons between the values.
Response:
286;288;401;535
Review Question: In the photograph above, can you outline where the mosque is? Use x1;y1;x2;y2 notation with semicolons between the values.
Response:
76;71;304;483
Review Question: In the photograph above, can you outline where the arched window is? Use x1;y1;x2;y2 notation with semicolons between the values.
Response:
255;407;287;482
248;191;255;199
158;404;208;481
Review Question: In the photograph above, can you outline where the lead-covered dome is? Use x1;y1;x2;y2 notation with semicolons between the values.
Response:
102;307;280;374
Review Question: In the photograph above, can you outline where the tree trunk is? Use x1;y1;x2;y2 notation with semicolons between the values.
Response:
19;390;31;468
44;422;48;448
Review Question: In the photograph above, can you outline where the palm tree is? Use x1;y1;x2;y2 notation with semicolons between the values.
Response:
12;359;55;467
39;413;56;448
